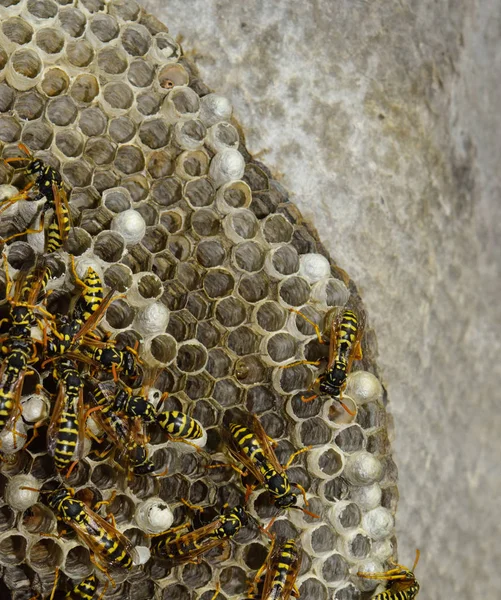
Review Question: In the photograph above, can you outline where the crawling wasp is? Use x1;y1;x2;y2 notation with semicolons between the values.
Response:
31;571;99;600
86;377;155;477
157;410;204;442
357;551;420;600
46;359;85;477
0;259;51;442
285;306;365;414
2;143;71;252
251;538;302;600
29;486;137;583
64;574;99;600
150;504;248;563
70;256;104;324
222;415;316;517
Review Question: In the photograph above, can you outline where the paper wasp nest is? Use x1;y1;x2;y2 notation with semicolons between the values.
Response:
0;1;398;599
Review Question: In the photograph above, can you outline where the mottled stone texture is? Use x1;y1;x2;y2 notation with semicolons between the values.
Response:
141;2;501;599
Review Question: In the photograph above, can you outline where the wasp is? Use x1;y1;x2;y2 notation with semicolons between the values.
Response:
70;256;104;324
65;574;99;600
46;359;85;477
284;306;365;414
223;415;315;516
86;378;155;477
357;552;420;600
40;486;137;581
0;259;52;442
156;410;204;444
2;143;71;251
251;538;302;600
150;504;248;563
32;571;99;600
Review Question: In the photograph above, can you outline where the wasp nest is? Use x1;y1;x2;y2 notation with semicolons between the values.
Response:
0;1;398;599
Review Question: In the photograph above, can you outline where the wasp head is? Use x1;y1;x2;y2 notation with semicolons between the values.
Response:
275;493;298;509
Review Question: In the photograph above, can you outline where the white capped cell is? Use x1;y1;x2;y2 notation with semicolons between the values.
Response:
134;497;174;534
133;302;169;336
346;371;384;405
199;93;233;126
299;253;331;283
110;209;146;246
5;475;40;510
362;506;394;541
344;451;384;486
209;149;246;188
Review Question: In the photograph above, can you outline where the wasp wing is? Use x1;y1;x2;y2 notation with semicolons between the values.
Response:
261;541;302;600
52;185;72;243
247;414;285;476
157;517;225;564
46;382;66;458
72;504;138;569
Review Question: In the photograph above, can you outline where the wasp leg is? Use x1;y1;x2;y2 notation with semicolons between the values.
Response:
48;566;60;600
146;521;190;538
94;490;117;514
209;582;221;600
353;340;363;361
281;359;322;370
89;552;116;587
289;309;325;344
206;462;248;478
244;483;255;503
97;580;109;600
253;535;276;584
167;435;203;453
152;465;169;478
0;213;45;245
181;498;205;513
283;446;310;470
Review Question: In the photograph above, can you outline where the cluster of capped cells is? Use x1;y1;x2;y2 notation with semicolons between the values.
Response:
0;1;399;599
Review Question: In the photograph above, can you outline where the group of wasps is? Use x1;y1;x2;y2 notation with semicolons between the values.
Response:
0;143;419;599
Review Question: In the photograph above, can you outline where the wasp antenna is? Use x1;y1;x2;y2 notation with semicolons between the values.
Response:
412;548;421;572
294;505;320;519
338;398;356;416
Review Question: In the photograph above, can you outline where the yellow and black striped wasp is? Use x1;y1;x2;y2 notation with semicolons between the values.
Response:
64;574;99;600
30;571;101;600
46;359;85;478
150;504;249;563
250;538;302;600
357;551;420;600
222;415;316;517
1;143;71;252
285;306;365;414
70;256;104;324
28;486;137;585
156;409;204;445
0;258;52;444
86;377;156;477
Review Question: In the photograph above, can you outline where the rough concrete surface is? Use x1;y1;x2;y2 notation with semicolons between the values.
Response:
141;2;501;598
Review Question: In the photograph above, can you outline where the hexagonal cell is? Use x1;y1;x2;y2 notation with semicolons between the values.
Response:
166;309;196;342
237;272;269;304
176;341;208;374
196;239;226;268
0;534;27;566
232;240;265;273
334;425;366;453
2;18;33;46
223;209;258;242
64;545;92;579
163;87;200;121
21;504;55;535
93;230;125;263
104;263;133;293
